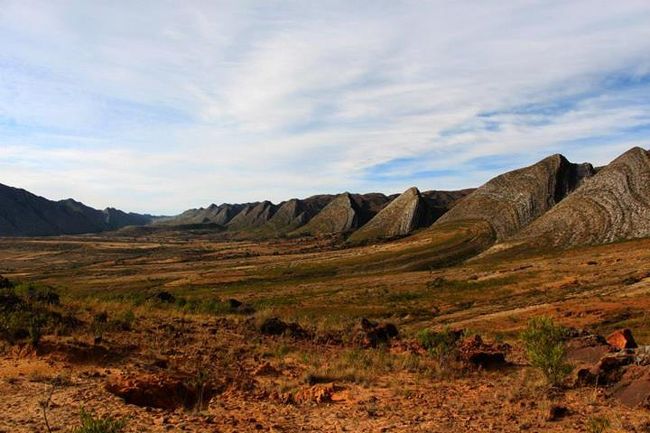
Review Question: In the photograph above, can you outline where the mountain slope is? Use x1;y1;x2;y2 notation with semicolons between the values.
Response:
347;187;430;243
499;147;650;249
435;154;595;240
292;192;393;236
226;201;277;231
0;183;154;236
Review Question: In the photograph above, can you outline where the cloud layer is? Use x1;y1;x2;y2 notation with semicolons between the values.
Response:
1;1;649;213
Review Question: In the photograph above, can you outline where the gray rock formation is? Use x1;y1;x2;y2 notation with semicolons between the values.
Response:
509;147;650;248
435;154;595;240
226;201;277;231
348;187;430;242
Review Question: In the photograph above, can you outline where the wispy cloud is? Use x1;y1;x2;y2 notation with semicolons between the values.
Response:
0;1;649;213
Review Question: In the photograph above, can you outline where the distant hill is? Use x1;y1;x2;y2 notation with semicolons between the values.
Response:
494;147;650;251
347;187;473;243
5;146;650;252
0;183;155;236
435;154;595;240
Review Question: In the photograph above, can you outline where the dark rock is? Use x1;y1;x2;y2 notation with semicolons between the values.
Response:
154;291;175;303
546;405;569;421
227;299;243;309
259;317;308;339
457;335;508;369
354;318;399;348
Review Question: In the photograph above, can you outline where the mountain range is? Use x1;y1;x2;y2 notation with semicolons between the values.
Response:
1;147;649;256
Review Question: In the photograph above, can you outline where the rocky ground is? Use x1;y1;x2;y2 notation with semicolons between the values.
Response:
2;233;650;432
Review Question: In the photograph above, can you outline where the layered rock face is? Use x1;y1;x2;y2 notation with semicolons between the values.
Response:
512;147;650;248
348;187;430;242
293;193;361;235
226;201;277;230
0;183;154;236
260;195;334;235
435;154;595;240
156;203;245;226
421;189;475;220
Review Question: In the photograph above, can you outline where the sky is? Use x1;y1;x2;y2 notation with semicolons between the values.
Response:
1;1;649;214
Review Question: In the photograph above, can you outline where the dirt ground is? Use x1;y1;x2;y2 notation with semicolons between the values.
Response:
1;232;650;432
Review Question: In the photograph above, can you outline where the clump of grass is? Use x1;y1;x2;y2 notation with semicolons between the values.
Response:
70;409;126;433
304;348;421;385
520;316;572;387
586;415;610;433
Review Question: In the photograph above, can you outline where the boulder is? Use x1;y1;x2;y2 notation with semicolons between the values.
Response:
607;329;638;350
457;335;508;369
259;317;308;339
105;372;216;410
354;318;399;348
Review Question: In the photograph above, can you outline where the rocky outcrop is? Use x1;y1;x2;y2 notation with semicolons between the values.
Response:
421;188;475;220
258;195;334;235
435;154;595;240
226;201;277;231
157;203;246;226
293;193;358;235
348;187;430;242
292;193;392;236
508;147;650;248
348;187;474;243
0;183;155;236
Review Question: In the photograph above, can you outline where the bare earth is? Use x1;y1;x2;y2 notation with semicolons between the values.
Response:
1;232;650;432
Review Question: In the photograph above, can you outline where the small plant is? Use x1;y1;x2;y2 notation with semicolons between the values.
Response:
417;327;460;366
70;409;126;433
520;316;572;386
586;415;610;433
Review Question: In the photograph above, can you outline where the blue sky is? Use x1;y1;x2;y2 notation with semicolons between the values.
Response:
1;1;649;214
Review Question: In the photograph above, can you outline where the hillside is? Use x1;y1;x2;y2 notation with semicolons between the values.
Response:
435;154;595;240
292;192;393;236
348;187;475;243
497;147;650;250
0;183;155;236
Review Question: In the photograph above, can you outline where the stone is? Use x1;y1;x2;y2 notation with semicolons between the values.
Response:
607;329;638;350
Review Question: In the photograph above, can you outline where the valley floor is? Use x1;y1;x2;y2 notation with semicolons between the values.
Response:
1;232;650;432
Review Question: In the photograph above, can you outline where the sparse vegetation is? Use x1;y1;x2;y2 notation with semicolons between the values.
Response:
70;409;126;433
417;327;460;367
0;281;72;347
520;316;572;386
586;415;610;433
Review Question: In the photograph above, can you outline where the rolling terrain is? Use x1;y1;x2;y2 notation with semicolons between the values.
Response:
2;147;650;432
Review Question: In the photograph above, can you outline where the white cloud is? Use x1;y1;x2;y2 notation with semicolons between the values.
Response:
0;0;649;213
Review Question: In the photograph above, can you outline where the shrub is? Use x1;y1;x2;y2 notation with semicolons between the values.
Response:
520;316;572;386
417;327;460;365
70;409;126;433
0;281;69;347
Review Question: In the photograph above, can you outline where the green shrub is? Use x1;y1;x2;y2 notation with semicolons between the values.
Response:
70;409;126;433
417;327;460;364
520;316;572;386
0;282;68;347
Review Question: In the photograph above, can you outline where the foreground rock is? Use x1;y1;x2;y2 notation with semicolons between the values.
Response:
458;335;509;369
105;372;217;410
569;328;650;408
353;318;399;348
259;317;309;339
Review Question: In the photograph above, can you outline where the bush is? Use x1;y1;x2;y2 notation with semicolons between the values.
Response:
70;409;126;433
0;281;68;347
520;317;572;386
417;327;460;365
